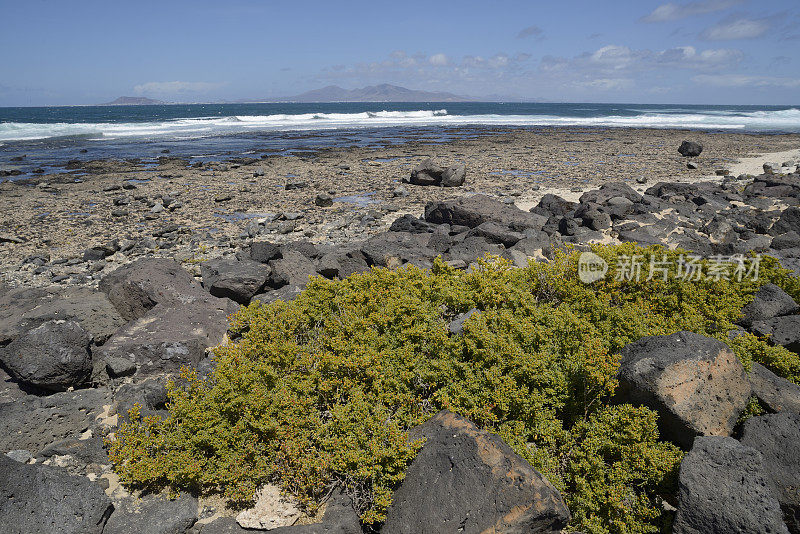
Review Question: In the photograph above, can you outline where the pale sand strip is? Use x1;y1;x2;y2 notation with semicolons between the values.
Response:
720;147;800;177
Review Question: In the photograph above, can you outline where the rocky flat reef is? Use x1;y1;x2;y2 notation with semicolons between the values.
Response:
1;127;800;533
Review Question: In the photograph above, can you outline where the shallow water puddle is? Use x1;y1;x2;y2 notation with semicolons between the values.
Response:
334;192;380;207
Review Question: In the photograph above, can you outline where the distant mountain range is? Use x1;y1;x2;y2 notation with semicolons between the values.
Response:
265;84;478;103
100;96;166;106
100;85;544;105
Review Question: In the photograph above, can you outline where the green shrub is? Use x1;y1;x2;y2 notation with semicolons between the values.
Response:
108;244;799;533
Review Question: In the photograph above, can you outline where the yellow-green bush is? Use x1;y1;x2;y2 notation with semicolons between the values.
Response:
108;243;800;533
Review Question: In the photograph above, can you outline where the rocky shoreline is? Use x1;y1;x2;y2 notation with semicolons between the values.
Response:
2;126;799;288
1;127;800;533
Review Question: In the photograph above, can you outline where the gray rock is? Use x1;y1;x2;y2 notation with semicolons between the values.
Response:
5;449;32;463
740;284;799;327
315;193;334;207
445;236;504;264
0;286;124;346
113;379;169;422
579;182;642;205
467;221;525;246
99;258;208;321
250;241;282;263
741;412;800;533
360;232;434;268
408;159;466;187
0;320;91;391
773;231;800;250
252;285;303;306
530;194;576;218
105;493;198;534
382;410;570;534
575;203;612;231
106;356;137;378
0;387;111;454
441;163;466;187
749;363;800;414
268;251;318;288
425;195;547;232
201;259;270;304
615;331;751;448
678;141;703;157
774;207;800;235
389;214;437;234
448;308;480;336
0;455;113;534
673;436;788;534
95;297;238;378
767;315;800;352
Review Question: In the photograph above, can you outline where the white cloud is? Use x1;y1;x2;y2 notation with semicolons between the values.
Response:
517;25;544;39
576;78;635;91
133;81;222;95
429;53;449;66
692;74;800;88
641;0;742;23
655;46;743;68
542;43;741;76
700;16;771;40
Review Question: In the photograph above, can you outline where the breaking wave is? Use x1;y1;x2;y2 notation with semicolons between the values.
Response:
1;107;798;142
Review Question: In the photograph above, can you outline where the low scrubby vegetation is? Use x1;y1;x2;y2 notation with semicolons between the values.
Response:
109;243;800;533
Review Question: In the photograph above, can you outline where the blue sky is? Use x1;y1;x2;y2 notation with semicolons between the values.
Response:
1;0;798;106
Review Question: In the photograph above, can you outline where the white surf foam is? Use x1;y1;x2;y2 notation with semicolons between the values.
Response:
1;108;798;142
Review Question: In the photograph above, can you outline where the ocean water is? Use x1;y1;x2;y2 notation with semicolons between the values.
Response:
1;102;798;179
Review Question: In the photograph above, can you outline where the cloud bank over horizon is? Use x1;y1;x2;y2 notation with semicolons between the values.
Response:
0;0;798;106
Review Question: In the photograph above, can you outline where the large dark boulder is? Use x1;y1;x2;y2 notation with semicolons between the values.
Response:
467;221;525;246
99;258;208;321
748;363;800;414
249;241;282;263
105;493;198;534
425;195;547;232
0;455;113;534
773;207;800;236
673;436;788;534
574;203;612;231
0;286;51;344
360;232;434;268
0;320;91;391
0;388;110;454
445;236;505;264
678;141;703;157
741;413;800;533
579;182;642;205
530;194;576;218
408;159;466;187
253;285;303;306
268;251;318;288
389;214;437;234
113;379;169;422
0;286;124;346
754;315;800;353
94;297;238;378
382;410;570;534
773;231;800;250
201;259;270;304
615;331;751;448
740;284;799;327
